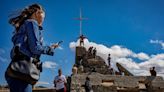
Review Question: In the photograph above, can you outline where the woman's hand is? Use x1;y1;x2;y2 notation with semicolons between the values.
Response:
51;44;59;49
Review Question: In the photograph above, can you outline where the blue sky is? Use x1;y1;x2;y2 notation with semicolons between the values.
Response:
0;0;164;87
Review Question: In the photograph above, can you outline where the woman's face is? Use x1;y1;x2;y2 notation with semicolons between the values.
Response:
35;9;45;26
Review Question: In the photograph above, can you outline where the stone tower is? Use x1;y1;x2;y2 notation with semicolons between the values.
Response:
75;46;112;74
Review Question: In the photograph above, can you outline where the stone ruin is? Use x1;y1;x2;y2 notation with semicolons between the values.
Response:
75;46;111;74
69;46;164;92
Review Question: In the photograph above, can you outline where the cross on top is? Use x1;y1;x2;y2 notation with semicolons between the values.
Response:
75;8;88;36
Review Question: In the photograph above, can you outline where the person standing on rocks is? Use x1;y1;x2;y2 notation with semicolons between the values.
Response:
108;54;111;68
85;77;92;92
88;46;93;58
72;64;78;75
93;48;97;58
88;46;93;54
79;34;86;46
150;67;157;76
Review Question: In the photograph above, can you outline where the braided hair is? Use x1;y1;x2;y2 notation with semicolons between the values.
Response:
9;4;42;32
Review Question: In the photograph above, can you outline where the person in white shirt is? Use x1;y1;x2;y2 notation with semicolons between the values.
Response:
54;69;67;92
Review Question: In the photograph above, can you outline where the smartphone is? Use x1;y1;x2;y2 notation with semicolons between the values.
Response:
57;41;63;45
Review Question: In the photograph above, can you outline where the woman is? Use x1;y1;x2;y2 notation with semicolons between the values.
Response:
5;4;58;92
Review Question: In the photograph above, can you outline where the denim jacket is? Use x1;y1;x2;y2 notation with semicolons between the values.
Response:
11;19;54;58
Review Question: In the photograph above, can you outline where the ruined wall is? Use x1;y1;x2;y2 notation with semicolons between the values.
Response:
71;73;164;92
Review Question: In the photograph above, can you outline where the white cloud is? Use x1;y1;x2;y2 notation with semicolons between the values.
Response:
43;61;58;69
69;39;164;77
150;40;164;49
139;54;164;70
133;52;150;60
